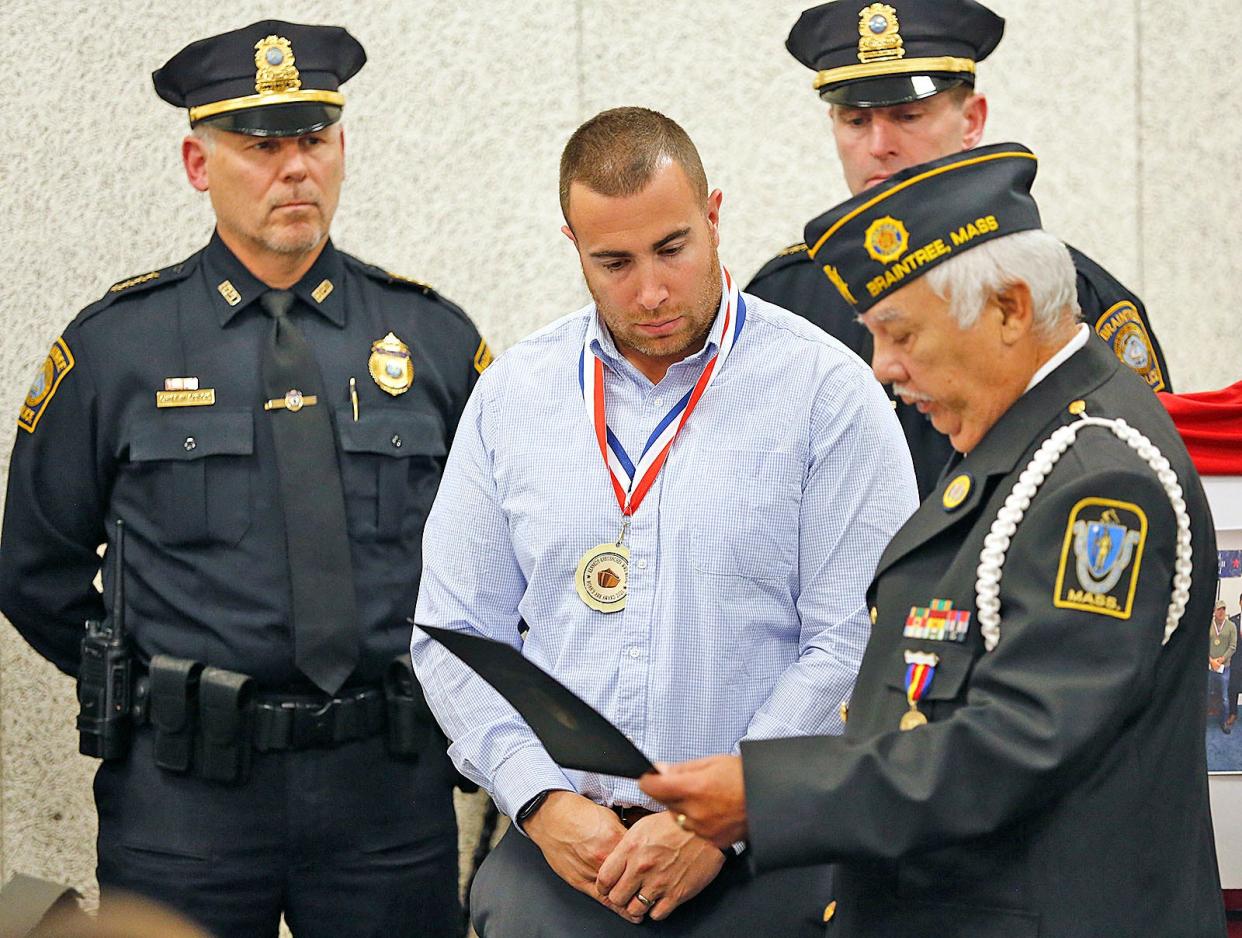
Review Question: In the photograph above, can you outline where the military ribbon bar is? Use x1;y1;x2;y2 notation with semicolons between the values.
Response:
579;266;745;518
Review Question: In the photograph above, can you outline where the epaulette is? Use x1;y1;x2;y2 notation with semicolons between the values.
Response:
345;255;473;327
749;242;812;284
77;254;200;323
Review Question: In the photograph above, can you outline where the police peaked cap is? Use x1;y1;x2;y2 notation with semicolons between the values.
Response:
803;143;1042;313
788;0;1005;107
153;20;366;136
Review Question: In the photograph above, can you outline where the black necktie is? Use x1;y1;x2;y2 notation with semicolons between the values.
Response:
260;289;359;694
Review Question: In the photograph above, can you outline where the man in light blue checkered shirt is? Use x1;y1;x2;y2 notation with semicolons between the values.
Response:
412;107;917;936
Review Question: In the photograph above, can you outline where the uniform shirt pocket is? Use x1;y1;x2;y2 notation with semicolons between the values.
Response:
127;410;254;546
691;448;803;580
337;407;446;542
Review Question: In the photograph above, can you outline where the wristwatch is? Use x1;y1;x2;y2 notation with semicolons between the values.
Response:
515;789;552;830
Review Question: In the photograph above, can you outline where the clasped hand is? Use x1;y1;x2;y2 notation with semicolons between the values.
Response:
524;791;724;924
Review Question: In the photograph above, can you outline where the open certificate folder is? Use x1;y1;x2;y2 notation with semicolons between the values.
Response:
416;624;656;779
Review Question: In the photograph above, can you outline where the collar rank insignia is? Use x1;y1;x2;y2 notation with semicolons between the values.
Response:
1054;500;1147;619
368;332;414;395
904;599;971;642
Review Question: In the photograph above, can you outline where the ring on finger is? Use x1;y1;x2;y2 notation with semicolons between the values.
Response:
634;892;654;908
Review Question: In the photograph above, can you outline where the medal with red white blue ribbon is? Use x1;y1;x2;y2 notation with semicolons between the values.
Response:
900;650;940;730
574;266;745;612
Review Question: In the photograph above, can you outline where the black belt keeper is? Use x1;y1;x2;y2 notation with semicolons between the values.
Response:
148;655;203;773
383;655;435;759
196;667;254;783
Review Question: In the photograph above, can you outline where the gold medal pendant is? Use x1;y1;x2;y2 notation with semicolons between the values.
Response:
575;542;629;613
899;707;927;731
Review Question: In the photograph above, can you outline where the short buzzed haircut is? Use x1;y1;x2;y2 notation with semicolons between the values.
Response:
559;107;709;222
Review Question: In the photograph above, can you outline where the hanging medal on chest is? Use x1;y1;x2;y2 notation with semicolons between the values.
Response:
900;649;939;730
575;266;745;614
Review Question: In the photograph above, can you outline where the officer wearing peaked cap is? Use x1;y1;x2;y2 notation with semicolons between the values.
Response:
642;144;1225;935
0;21;490;937
747;0;1173;500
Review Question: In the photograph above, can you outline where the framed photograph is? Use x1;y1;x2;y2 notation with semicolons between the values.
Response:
1205;477;1242;774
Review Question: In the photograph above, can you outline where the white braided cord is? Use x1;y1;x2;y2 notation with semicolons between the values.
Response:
975;416;1194;652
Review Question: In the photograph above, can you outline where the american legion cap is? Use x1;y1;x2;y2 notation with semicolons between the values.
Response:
804;143;1042;314
787;0;1005;107
153;21;366;137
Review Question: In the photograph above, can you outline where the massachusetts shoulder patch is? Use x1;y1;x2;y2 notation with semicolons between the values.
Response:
1094;301;1165;391
1054;497;1147;619
18;337;75;433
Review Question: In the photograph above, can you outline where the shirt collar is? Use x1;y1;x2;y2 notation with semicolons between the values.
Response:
203;230;346;328
586;286;728;375
1024;323;1090;393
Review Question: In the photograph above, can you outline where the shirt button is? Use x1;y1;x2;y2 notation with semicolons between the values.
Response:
637;558;648;570
183;437;196;452
629;646;641;658
391;434;403;448
653;397;664;408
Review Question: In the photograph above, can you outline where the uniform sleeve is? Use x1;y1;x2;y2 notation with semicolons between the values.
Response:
743;362;918;741
0;329;108;675
742;453;1179;870
411;368;574;820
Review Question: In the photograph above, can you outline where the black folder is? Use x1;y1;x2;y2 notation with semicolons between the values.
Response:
416;624;656;778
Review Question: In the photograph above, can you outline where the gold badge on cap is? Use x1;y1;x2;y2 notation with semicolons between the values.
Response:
368;332;414;395
254;36;302;95
858;3;905;64
942;473;973;512
864;216;910;264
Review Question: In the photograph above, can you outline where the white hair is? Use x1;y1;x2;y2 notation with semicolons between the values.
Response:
191;123;218;151
923;229;1081;339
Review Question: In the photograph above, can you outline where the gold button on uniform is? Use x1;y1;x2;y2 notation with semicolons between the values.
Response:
823;900;837;923
1068;399;1086;415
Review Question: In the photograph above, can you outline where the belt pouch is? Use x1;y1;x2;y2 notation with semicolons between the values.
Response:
149;655;203;773
196;667;254;783
383;655;434;759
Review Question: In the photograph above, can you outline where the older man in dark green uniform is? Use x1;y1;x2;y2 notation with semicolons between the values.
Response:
749;0;1172;499
0;20;488;937
643;144;1225;936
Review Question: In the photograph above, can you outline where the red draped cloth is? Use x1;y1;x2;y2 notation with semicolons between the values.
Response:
1158;381;1242;474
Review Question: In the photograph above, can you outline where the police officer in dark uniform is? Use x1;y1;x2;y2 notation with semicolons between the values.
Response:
748;0;1173;499
0;21;489;937
642;144;1225;936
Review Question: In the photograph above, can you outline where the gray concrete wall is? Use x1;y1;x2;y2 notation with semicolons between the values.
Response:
2;0;1239;904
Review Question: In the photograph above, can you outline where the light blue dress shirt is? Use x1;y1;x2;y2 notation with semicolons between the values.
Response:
412;290;918;820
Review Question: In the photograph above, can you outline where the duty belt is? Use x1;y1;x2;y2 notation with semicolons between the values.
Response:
251;688;386;751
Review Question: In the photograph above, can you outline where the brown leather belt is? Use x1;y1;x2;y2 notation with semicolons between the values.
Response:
610;805;656;828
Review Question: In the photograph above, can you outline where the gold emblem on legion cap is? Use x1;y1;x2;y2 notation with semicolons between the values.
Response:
864;216;910;264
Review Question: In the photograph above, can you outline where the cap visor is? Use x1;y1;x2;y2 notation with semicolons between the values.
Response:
820;74;967;108
197;102;342;137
